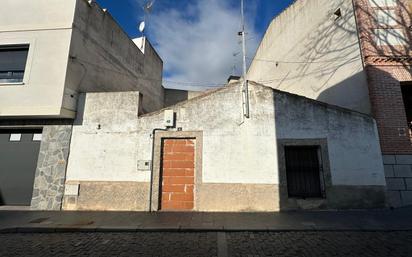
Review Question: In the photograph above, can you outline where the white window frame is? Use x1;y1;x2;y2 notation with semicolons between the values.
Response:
376;9;398;26
375;28;407;46
368;0;397;7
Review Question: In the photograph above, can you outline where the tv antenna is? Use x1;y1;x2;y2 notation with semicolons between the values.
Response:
138;0;155;36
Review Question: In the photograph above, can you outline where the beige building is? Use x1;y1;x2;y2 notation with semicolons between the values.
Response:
0;0;164;118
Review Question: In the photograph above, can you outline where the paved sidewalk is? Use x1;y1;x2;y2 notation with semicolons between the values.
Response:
0;207;412;233
2;231;412;257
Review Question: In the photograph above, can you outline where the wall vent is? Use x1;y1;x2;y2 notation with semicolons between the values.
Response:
334;8;342;20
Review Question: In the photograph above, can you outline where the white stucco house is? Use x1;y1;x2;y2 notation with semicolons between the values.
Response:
0;0;387;212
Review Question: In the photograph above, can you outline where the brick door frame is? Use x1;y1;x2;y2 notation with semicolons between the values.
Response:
150;131;203;212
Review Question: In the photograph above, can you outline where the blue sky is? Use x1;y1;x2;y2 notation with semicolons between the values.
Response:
96;0;295;89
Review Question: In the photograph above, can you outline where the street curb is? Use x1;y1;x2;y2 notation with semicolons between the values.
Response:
1;227;412;233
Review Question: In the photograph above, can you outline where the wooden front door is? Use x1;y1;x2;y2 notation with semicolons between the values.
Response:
160;139;195;211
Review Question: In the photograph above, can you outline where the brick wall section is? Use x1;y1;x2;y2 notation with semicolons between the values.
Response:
353;0;412;154
367;66;412;153
354;0;411;58
160;139;195;211
383;154;412;206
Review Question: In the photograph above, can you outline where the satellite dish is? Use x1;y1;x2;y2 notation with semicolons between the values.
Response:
139;21;146;33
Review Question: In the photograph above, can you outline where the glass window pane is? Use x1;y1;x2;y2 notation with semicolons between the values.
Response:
0;45;29;83
375;29;407;46
369;0;397;7
376;10;397;26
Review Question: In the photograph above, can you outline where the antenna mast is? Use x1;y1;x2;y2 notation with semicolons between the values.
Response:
139;0;155;35
138;1;155;50
240;0;250;118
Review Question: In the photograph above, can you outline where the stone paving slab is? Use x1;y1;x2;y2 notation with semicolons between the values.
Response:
226;231;412;257
0;231;412;257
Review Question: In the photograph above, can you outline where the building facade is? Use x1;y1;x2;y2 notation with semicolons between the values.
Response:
0;0;388;212
355;0;412;207
248;0;412;207
0;0;163;209
61;83;386;212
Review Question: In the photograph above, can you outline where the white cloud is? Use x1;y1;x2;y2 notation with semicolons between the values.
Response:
145;0;259;90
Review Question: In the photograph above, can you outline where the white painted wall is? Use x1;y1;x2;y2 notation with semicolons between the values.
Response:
275;91;386;186
248;0;371;114
137;84;279;184
66;92;143;182
66;83;384;188
66;85;278;184
0;0;76;117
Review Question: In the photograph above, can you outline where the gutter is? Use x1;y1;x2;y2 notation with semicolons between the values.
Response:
148;128;168;212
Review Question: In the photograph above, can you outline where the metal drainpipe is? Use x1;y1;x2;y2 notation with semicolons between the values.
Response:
351;0;366;69
149;128;168;212
241;0;250;119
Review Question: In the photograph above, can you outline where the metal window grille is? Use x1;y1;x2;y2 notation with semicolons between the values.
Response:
285;146;323;198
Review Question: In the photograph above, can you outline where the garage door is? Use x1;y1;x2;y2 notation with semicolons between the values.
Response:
0;129;42;206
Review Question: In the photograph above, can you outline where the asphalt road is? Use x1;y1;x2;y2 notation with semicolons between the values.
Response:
0;231;411;257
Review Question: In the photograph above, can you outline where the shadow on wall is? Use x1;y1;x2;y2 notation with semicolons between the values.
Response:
273;87;387;211
164;89;189;107
0;190;4;205
316;71;370;113
356;0;412;58
364;65;412;153
281;0;361;92
72;93;86;126
273;92;329;211
258;0;360;93
271;0;410;108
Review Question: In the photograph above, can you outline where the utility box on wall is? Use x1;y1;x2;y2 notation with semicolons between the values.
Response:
164;110;175;127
